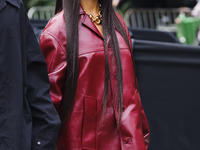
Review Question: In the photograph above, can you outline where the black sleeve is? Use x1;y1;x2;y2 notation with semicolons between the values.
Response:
21;4;61;150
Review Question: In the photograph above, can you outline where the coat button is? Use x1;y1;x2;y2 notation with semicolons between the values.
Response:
123;139;128;144
122;137;132;144
122;106;125;112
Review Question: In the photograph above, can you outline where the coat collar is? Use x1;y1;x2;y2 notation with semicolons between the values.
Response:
0;0;21;11
6;0;21;8
79;5;85;15
79;6;103;39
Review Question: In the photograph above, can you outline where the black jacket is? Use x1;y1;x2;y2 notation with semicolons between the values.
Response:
0;0;61;149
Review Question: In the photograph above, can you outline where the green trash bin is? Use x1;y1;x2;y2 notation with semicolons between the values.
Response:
176;14;200;45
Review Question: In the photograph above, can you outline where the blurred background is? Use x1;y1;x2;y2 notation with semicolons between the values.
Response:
23;0;55;11
24;0;200;45
23;0;197;11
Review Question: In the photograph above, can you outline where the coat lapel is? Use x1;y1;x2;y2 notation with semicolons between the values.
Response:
6;0;21;8
0;0;21;11
0;0;6;12
80;7;103;40
82;16;103;39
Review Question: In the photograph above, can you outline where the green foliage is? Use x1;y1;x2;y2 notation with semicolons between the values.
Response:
23;0;56;11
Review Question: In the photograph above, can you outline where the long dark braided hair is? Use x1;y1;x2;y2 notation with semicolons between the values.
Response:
55;0;133;128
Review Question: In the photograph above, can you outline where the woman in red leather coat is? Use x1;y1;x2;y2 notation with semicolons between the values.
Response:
40;0;150;149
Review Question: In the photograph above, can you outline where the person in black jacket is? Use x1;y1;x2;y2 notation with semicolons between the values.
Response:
0;0;61;149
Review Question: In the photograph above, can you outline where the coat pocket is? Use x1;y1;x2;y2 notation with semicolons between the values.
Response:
82;95;97;150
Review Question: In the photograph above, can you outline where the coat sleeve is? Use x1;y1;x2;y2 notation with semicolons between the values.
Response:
22;6;61;150
126;24;150;150
117;13;150;149
126;28;150;149
40;29;67;111
125;22;150;149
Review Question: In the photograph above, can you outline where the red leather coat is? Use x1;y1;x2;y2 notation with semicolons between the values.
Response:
40;7;150;150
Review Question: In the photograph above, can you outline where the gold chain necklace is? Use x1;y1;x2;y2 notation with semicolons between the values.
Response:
85;4;102;25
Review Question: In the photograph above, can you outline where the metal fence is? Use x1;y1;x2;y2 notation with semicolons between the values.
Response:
28;6;55;20
124;8;180;32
